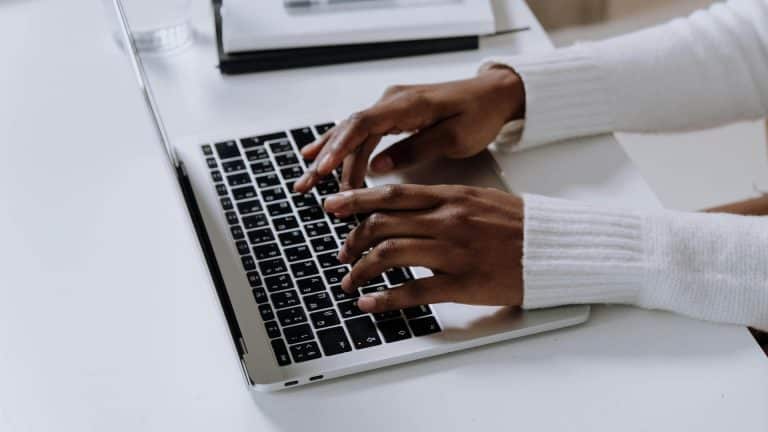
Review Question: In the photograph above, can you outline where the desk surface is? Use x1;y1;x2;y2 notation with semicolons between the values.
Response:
1;1;766;431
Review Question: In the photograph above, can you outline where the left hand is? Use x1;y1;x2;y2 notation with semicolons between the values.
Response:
323;184;525;313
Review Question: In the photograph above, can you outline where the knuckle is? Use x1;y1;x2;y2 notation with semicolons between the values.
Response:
382;184;404;200
384;84;407;96
373;239;399;260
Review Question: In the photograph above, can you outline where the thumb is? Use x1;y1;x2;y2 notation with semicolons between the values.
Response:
370;119;459;173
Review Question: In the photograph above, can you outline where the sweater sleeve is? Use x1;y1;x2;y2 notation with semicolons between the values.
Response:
522;194;768;331
485;0;768;150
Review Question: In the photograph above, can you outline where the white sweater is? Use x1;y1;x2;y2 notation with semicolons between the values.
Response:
489;0;768;330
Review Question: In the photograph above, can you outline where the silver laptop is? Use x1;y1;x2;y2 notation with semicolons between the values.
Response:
112;0;589;391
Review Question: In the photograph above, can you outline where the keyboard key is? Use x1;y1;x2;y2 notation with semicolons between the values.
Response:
291;260;319;279
304;221;330;237
377;318;412;342
385;268;413;285
409;316;441;336
361;275;386;287
334;223;354;240
330;284;359;300
241;255;256;271
220;197;233;211
292;194;318;209
328;212;355;225
232;186;257;201
242;132;287;148
210;170;223;182
303;292;332;312
245;147;268;161
202;144;213;156
261;187;286;203
236;199;262;215
299;206;324;222
317;179;340;196
324;266;348;285
317;326;352;356
230;225;245;240
272;215;298;231
345;316;382;349
269;139;293;154
215;183;227;196
271;289;300;309
290;127;316;149
222;159;246;173
360;285;387;295
281;166;304;180
206;157;217;169
242;213;268;230
311;236;336;253
285;245;312;262
259;257;286;276
235;240;250;255
317;251;341;269
297;276;324;295
256;174;280;188
290;341;321;363
278;230;305;247
270;338;291;366
310;309;340;329
258;303;274;321
267;201;292;217
247;228;274;245
265;273;293;292
250;160;275;175
246;271;262;287
337;299;364;319
264;320;281;339
403;304;432;319
215;140;240;159
314;122;335;135
253;287;268;304
253;242;280;260
283;323;314;345
225;211;239;225
374;310;402;322
275;152;299;167
277;306;307;326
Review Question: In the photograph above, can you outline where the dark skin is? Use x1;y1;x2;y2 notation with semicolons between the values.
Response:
292;66;527;313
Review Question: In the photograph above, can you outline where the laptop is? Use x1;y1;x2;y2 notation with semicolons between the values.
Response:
111;0;589;391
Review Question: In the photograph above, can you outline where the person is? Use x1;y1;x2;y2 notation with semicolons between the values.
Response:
293;0;768;332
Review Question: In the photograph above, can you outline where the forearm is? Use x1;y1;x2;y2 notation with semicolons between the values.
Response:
705;195;768;216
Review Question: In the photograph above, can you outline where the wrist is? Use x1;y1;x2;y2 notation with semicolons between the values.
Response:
479;64;526;122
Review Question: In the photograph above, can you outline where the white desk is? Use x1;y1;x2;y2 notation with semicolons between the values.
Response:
1;1;766;431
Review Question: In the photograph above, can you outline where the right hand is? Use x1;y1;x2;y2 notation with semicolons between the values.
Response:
293;66;525;193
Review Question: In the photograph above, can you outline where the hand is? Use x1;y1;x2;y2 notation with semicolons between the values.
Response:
323;184;525;313
293;66;525;193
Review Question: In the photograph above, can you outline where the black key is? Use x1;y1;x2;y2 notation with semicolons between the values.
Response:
250;160;274;175
335;166;343;177
215;140;240;159
253;287;268;304
345;316;382;349
324;266;348;285
374;310;402;321
258;303;274;321
330;284;359;301
259;257;286;276
256;174;280;188
230;225;245;240
334;223;354;240
317;326;351;356
220;197;233;211
242;132;288;148
222;159;246;173
267;201;292;217
235;240;250;255
285;245;312;262
377;318;412;342
291;260;319;279
215;183;228;196
246;271;262;287
236;199;262;215
227;173;251;187
317;251;341;269
317;180;340;196
264;320;280;338
275;152;299;167
241;255;256;271
385;268;413;285
314;122;335;135
206;157;217;169
232;186;257;201
261;187;286;203
360;285;387;295
225;211;239;225
403;304;432;319
247;228;274;245
278;230;304;247
297;276;324;295
269;139;293;154
311;236;336;253
277;306;307;326
265;273;293;292
310;309;340;329
285;180;297;193
290;127;316;149
211;170;223;182
202;144;213;156
298;206;324;222
409;316;441;336
328;212;355;225
281;166;304;180
303;292;332;312
361;275;385;287
271;289;300;309
337;299;364;319
253;242;280;260
272;215;298;231
290;341;321;363
245;147;268;161
283;323;313;345
270;338;291;366
242;213;268;230
292;194;318;209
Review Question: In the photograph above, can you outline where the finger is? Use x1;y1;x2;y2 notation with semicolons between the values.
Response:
323;184;442;215
340;211;434;262
342;239;455;292
356;276;455;313
369;117;459;174
293;137;336;193
300;128;335;161
340;134;381;191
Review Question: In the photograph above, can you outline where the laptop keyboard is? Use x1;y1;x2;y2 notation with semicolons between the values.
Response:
201;123;441;367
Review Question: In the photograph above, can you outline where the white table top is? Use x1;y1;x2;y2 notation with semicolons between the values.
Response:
1;1;766;431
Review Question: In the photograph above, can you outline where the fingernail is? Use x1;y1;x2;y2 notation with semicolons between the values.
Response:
337;248;349;263
324;191;351;211
371;155;393;173
357;296;376;311
341;274;353;292
293;175;307;192
318;154;333;173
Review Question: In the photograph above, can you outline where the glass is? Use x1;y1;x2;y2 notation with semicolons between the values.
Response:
102;0;193;53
